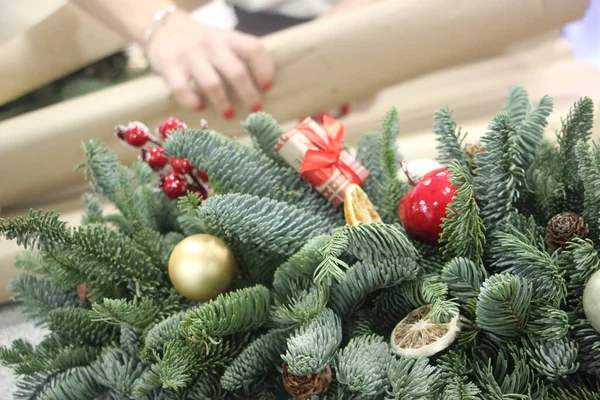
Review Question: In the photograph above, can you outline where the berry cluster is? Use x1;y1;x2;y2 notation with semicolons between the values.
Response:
116;118;210;200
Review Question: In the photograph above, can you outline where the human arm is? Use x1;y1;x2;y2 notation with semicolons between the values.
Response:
71;0;275;118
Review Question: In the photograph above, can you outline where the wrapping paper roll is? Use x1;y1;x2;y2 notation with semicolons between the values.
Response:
0;0;591;211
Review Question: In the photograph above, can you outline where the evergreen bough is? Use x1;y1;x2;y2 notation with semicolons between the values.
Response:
2;86;600;399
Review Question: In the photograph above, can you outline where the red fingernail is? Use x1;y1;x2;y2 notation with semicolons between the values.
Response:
261;82;272;92
340;103;351;116
250;103;262;112
197;103;205;111
223;108;235;120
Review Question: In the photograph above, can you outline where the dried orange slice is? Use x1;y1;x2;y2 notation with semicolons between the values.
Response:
390;304;459;358
344;184;382;226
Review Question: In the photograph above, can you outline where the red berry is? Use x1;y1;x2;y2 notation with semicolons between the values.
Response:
144;146;168;170
119;122;149;147
190;186;208;200
398;163;457;243
170;158;193;174
158;118;187;139
196;170;209;182
162;174;188;199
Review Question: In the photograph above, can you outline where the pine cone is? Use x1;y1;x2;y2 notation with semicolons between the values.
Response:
464;143;486;174
545;212;589;250
282;363;332;398
77;283;90;302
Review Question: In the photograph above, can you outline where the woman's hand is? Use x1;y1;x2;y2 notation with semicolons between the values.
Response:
146;11;275;118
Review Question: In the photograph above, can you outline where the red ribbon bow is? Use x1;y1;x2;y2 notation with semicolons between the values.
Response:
297;115;363;185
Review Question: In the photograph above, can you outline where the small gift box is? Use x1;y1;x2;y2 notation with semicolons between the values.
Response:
274;115;369;207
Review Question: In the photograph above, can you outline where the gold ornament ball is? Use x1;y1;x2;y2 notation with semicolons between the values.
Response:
583;269;600;333
168;234;236;301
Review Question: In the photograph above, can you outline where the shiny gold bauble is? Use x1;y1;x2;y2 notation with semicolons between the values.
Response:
168;234;236;301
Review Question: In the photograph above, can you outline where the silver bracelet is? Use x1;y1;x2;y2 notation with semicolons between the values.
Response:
143;5;177;46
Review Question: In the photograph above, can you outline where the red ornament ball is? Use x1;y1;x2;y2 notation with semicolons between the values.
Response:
120;122;149;147
170;158;193;174
144;146;169;170
159;118;187;139
162;174;188;198
398;162;457;243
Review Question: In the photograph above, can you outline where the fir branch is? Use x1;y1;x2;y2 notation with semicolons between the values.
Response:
0;210;70;251
198;193;332;286
131;160;157;186
142;312;186;361
80;192;104;226
490;228;566;305
434;105;468;168
120;325;142;355
89;297;159;330
525;304;569;341
344;222;419;263
272;235;327;301
474;113;522;232
412;240;445;275
186;371;228;400
431;297;460;324
334;334;391;397
221;330;289;392
38;366;106;400
513;95;553;172
387;355;440;400
130;228;176;271
475;274;533;342
180;285;270;342
242;112;286;163
524;337;579;381
9;274;84;325
0;339;34;367
518;140;564;224
436;351;482;400
282;308;342;376
314;228;349;285
381;107;401;177
472;346;532;399
505;86;531;129
576;141;600;240
71;225;162;290
558;97;594;210
355;110;406;223
343;308;375;340
163;130;343;226
505;212;546;247
77;139;120;199
90;348;146;398
439;160;485;264
329;257;419;318
572;318;600;375
13;250;48;274
271;284;329;328
441;257;489;303
561;238;600;312
148;341;196;393
48;307;118;346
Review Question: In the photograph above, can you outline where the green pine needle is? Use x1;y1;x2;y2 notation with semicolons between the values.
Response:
439;160;485;265
434;106;468;168
476;274;533;342
282;308;342;376
180;286;270;343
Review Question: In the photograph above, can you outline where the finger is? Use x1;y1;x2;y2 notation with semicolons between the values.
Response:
229;34;275;92
187;57;233;119
161;63;204;111
213;49;261;112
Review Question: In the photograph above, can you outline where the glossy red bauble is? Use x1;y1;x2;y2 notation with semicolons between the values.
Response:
170;158;193;174
158;118;187;139
398;162;457;243
144;147;169;170
120;122;149;147
162;174;188;199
